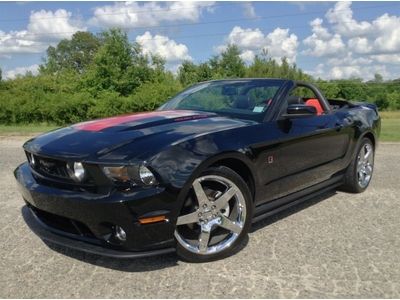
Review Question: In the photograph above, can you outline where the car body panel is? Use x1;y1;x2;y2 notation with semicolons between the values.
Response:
15;79;381;256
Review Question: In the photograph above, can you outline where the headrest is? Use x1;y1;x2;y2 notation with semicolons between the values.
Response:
234;95;251;109
287;95;304;105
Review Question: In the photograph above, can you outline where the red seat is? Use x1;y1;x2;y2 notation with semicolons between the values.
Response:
305;98;324;115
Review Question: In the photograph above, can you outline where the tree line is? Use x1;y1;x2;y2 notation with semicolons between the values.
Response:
0;28;399;125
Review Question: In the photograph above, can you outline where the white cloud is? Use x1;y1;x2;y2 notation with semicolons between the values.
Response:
27;9;85;41
327;53;372;66
347;37;372;54
225;26;265;50
306;63;325;78
370;54;400;64
371;14;400;54
4;64;39;79
242;2;257;18
324;2;400;55
331;65;388;80
266;28;298;63
135;32;192;71
303;1;400;79
0;9;85;55
217;26;298;64
0;30;42;54
325;1;372;38
90;1;215;28
308;63;389;80
239;50;256;63
302;18;345;57
308;51;390;80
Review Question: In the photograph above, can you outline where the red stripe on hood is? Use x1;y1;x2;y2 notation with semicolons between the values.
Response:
74;110;201;132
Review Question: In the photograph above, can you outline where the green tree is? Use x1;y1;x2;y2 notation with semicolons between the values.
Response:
317;81;340;99
218;44;246;77
40;31;100;74
374;73;383;83
197;62;213;82
84;28;151;96
387;91;400;110
336;80;367;100
178;61;200;86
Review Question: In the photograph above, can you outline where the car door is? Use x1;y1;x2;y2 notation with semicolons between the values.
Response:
256;85;350;203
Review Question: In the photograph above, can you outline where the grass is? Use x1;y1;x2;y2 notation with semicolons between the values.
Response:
379;111;400;119
0;124;58;136
380;118;400;142
375;111;400;142
0;111;399;141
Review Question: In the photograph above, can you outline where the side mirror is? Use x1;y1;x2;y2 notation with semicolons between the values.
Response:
284;104;317;118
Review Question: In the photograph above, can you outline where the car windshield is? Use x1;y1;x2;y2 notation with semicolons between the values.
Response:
159;79;284;120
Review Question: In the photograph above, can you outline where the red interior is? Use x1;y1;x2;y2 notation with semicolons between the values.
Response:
305;98;324;115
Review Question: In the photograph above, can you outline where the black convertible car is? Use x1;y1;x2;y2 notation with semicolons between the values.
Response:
15;79;380;262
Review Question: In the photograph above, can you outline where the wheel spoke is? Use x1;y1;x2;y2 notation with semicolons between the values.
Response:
192;179;210;207
360;146;366;161
357;160;364;172
364;146;372;161
365;165;373;175
198;229;211;253
214;187;237;211
176;211;199;225
358;171;365;183
175;174;247;256
218;215;242;234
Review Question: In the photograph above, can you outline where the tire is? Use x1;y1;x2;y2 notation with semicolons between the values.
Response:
174;166;253;262
341;137;375;193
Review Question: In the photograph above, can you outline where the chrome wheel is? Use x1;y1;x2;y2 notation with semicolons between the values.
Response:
175;175;247;255
357;142;374;188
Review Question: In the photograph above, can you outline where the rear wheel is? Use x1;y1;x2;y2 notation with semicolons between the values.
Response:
341;138;374;193
175;166;252;262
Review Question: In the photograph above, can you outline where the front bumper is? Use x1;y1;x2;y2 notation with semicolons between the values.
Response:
15;162;179;256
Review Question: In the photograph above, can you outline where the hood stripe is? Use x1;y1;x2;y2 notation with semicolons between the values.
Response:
74;110;208;132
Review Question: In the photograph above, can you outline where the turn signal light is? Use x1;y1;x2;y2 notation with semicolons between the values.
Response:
138;215;167;224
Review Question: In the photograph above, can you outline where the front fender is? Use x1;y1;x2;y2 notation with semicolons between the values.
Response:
148;133;258;209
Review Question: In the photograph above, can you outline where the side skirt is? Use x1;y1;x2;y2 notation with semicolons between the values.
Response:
252;175;343;224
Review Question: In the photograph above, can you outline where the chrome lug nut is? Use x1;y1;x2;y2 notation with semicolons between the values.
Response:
203;204;208;209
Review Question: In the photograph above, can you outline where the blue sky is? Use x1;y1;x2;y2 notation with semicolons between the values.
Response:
1;1;400;80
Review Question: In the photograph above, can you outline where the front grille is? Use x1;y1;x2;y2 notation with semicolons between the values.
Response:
26;152;70;180
25;151;99;193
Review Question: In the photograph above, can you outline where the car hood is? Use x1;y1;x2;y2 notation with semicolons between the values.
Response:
24;110;254;162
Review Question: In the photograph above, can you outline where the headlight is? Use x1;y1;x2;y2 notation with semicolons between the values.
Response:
139;165;157;185
102;165;158;186
102;166;132;182
67;162;86;182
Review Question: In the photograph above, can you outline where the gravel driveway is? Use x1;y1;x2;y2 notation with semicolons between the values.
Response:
0;136;399;298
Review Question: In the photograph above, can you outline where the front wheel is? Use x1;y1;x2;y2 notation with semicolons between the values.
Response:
341;137;375;193
174;166;253;262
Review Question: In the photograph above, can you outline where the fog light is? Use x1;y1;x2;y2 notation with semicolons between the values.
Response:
113;225;126;242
